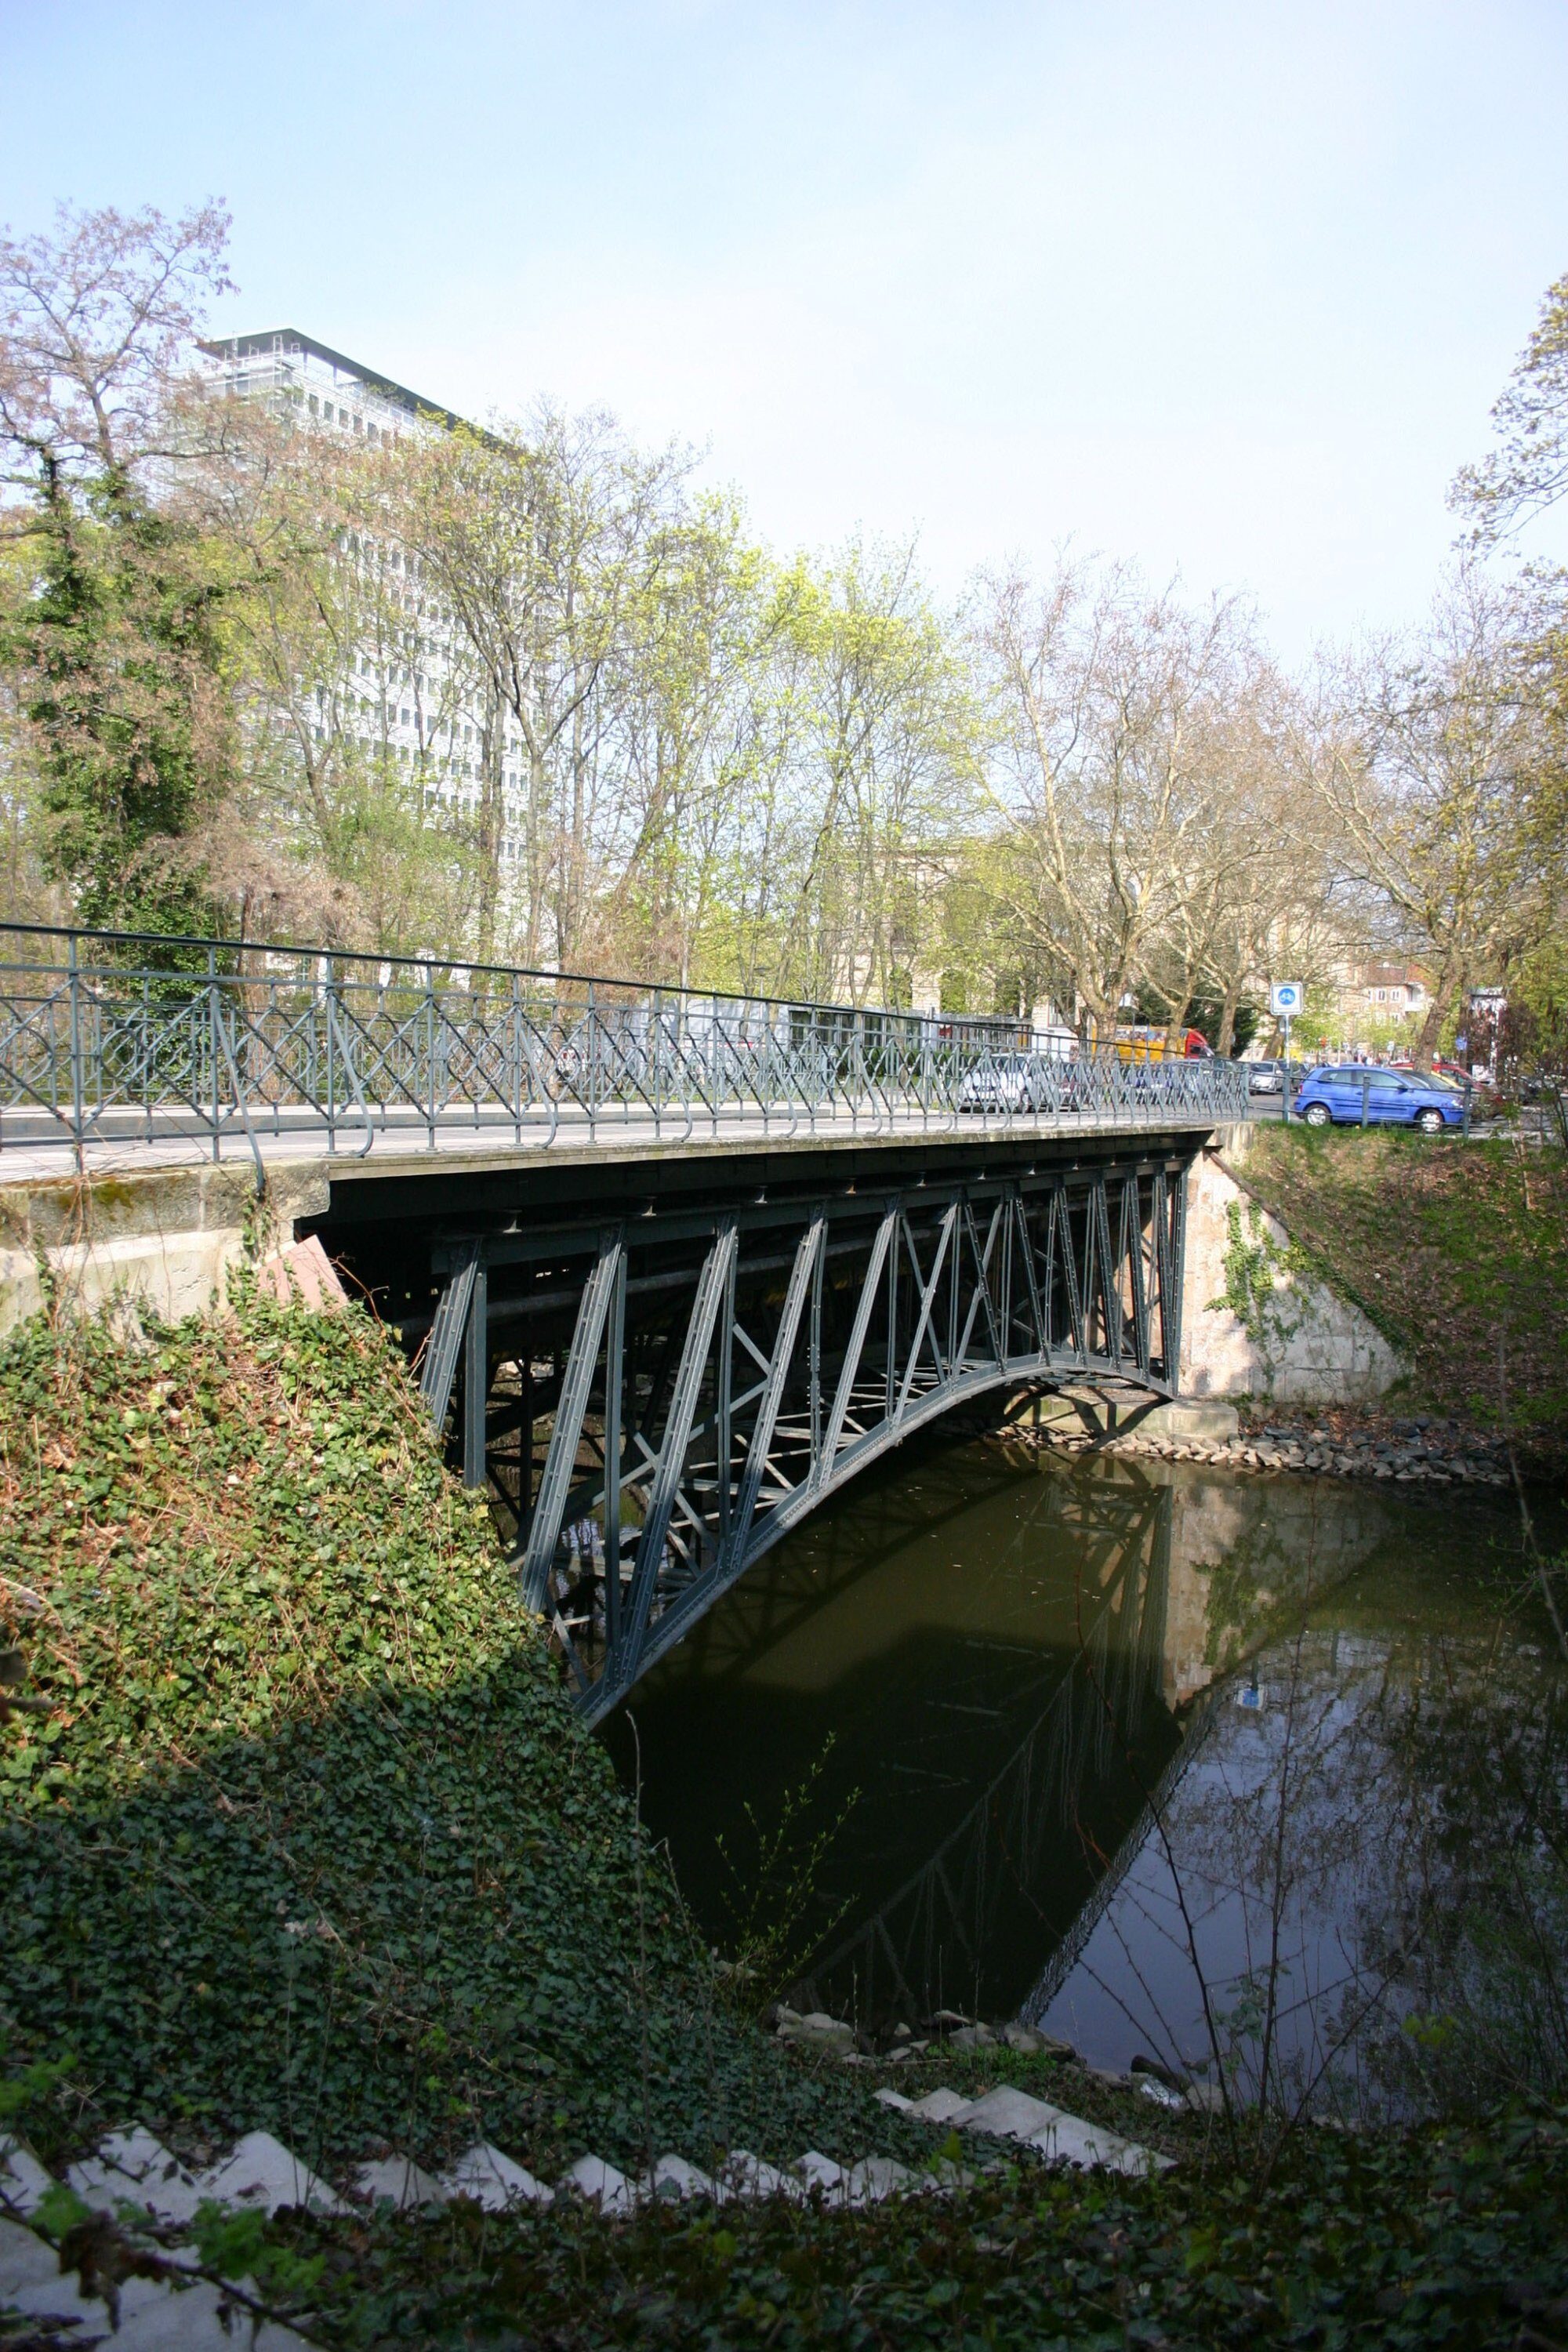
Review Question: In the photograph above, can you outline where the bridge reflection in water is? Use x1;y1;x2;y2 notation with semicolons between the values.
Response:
609;1438;1385;2026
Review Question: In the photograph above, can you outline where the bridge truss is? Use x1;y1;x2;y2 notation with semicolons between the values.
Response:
419;1149;1191;1722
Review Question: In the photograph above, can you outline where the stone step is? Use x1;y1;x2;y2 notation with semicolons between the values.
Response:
2;2078;1168;2343
441;2140;554;2209
876;2082;1170;2175
0;2214;311;2350
644;2152;719;2201
354;2155;448;2209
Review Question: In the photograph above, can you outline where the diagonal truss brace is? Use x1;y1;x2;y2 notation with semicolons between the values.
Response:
436;1156;1194;1719
519;1232;625;1615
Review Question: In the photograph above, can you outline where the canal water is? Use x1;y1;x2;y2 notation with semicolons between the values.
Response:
607;1431;1568;2118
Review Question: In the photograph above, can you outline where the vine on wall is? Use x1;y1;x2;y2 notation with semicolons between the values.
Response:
1207;1199;1314;1391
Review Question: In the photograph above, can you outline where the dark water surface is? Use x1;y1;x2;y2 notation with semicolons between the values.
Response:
606;1432;1568;2116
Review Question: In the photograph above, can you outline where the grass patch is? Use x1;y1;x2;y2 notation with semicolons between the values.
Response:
1236;1130;1568;1463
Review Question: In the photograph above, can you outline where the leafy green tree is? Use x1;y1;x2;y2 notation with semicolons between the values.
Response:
385;404;699;968
786;542;979;1007
0;200;234;942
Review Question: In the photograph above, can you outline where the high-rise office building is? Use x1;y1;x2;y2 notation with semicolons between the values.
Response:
196;331;529;912
197;328;461;444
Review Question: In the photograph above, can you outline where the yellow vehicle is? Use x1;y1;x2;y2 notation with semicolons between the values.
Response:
1102;1024;1214;1064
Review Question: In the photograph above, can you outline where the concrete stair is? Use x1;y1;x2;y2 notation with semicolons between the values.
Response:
876;2082;1172;2175
2;2085;1166;2343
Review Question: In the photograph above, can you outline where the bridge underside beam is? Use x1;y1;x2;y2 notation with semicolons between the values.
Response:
423;1154;1189;1721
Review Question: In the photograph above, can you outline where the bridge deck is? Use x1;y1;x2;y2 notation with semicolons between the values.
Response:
0;1098;1232;1189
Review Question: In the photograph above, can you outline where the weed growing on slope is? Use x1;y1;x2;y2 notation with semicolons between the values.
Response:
1239;1130;1568;1462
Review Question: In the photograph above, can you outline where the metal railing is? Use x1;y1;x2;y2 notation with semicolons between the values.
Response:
0;923;1250;1176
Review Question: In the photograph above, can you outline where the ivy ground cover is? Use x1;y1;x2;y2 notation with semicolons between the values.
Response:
0;1290;905;2181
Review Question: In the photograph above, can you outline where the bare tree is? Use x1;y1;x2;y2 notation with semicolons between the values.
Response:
0;198;231;512
1152;686;1348;1053
174;394;474;952
1451;266;1568;546
1301;567;1554;1058
974;559;1269;1039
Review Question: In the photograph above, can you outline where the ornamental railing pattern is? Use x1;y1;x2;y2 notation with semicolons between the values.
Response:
0;924;1249;1172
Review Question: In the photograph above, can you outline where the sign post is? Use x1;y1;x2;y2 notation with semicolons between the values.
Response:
1270;983;1304;1123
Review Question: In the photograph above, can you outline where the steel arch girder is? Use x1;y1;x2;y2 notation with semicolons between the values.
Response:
432;1160;1189;1719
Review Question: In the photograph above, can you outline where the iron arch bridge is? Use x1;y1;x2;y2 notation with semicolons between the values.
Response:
415;1145;1193;1724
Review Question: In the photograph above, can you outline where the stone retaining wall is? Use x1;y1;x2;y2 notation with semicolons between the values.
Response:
1179;1125;1406;1406
0;1165;328;1334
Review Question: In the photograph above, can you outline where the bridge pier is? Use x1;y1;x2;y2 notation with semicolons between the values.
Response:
0;1162;326;1334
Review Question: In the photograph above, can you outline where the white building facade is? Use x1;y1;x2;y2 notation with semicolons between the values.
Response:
197;330;532;932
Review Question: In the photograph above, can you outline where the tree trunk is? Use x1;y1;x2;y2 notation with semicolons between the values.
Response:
474;688;505;967
1416;958;1465;1061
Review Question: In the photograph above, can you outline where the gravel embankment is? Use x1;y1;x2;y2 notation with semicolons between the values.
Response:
1013;1406;1514;1488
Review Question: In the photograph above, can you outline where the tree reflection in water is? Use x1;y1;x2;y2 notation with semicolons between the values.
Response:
610;1427;1567;2122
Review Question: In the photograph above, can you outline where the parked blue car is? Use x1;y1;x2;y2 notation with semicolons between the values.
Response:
1293;1065;1465;1134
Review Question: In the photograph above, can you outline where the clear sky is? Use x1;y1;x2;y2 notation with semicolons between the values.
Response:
4;0;1566;656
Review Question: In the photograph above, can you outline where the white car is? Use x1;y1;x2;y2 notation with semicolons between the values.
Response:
956;1054;1069;1113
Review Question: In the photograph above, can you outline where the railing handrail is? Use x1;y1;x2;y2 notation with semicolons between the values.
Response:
0;918;1251;1177
0;919;1047;1038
